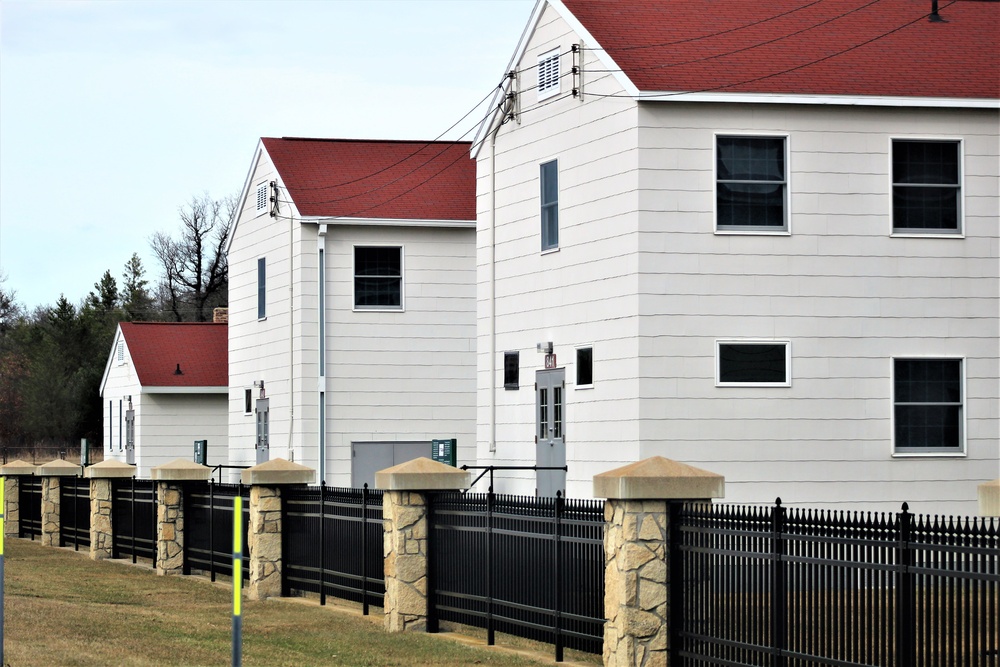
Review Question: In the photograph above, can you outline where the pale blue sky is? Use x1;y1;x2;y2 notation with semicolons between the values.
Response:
0;0;534;311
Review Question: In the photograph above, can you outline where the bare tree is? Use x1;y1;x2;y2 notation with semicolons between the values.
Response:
151;193;236;322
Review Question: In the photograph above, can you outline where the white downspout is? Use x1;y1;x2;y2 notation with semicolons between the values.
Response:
489;121;500;454
317;224;328;484
287;206;295;461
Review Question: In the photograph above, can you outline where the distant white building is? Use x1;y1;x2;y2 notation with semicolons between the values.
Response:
225;137;477;487
473;0;1000;513
100;321;229;478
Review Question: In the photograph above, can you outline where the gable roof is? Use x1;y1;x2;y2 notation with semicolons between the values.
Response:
116;322;228;390
559;0;999;100
261;138;476;221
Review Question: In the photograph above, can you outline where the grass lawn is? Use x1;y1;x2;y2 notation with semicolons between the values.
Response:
1;538;576;667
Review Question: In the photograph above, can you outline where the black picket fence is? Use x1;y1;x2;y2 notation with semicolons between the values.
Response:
17;475;42;539
282;484;385;614
183;481;250;582
673;499;1000;667
59;476;91;550
428;491;606;661
111;478;157;564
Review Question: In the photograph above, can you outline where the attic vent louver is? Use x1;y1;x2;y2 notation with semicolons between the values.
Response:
537;49;560;100
256;183;268;214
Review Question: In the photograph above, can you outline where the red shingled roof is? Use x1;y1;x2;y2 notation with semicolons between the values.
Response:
562;0;999;99
120;322;228;388
261;138;476;220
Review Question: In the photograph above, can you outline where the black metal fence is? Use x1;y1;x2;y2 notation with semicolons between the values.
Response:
428;491;605;661
17;475;42;539
673;499;1000;667
59;476;91;550
111;478;156;564
183;481;250;582
282;484;384;613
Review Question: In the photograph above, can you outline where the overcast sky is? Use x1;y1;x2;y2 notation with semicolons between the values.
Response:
0;0;534;311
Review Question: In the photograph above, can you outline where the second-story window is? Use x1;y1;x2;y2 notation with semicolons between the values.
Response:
892;139;961;234
354;246;403;310
257;257;266;320
540;160;559;251
717;136;787;232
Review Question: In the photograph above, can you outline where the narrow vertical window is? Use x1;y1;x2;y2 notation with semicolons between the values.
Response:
540;160;559;251
244;389;253;415
257;257;266;319
504;351;520;390
576;347;593;387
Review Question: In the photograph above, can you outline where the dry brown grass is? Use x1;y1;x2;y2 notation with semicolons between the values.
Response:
2;538;569;667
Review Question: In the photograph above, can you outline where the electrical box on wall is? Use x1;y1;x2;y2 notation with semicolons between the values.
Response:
431;438;457;467
194;440;208;465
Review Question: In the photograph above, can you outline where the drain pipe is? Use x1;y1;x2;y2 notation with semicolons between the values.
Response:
489;120;500;454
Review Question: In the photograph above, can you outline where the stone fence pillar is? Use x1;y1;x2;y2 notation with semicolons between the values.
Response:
84;459;137;560
241;458;315;600
980;479;1000;517
0;460;37;537
594;456;725;667
38;459;83;547
375;457;471;633
151;459;211;576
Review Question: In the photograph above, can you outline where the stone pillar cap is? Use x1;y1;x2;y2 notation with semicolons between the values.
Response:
151;458;212;482
241;458;315;486
37;459;83;477
978;478;1000;517
84;459;137;479
594;456;725;500
375;457;470;491
0;459;37;476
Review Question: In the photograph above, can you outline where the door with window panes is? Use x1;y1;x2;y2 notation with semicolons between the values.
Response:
535;369;566;497
255;398;269;464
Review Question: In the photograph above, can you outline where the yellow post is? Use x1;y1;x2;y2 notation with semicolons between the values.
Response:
1;476;5;667
232;495;242;667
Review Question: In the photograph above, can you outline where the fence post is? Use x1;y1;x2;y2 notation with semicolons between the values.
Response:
241;458;315;601
896;502;916;667
771;498;787;667
151;459;212;576
83;459;135;560
0;461;36;539
376;457;471;633
37;459;82;547
593;456;725;667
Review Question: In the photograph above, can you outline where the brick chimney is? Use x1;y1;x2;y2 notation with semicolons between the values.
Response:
213;307;229;324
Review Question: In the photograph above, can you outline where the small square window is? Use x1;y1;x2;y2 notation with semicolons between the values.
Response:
576;347;593;387
504;351;519;390
717;136;787;232
244;389;253;415
893;358;964;454
717;341;790;386
892;140;961;234
355;246;402;310
255;183;268;215
540;160;559;251
537;49;560;101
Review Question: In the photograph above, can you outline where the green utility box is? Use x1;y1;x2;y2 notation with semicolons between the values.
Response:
431;438;457;467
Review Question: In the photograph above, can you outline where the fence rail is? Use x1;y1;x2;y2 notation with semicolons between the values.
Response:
111;478;156;565
428;491;605;661
183;481;250;582
59;476;91;550
282;484;384;613
674;499;1000;667
17;475;41;539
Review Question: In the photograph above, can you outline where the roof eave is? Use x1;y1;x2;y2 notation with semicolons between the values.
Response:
633;91;1000;109
299;215;476;228
140;386;229;395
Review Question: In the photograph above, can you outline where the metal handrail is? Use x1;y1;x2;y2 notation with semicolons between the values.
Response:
460;464;569;493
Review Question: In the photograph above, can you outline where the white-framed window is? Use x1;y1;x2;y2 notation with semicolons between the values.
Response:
716;340;791;387
892;357;965;455
891;139;962;235
716;134;789;233
540;159;559;251
537;48;560;101
255;182;268;215
354;245;403;311
576;346;593;388
257;257;266;320
504;351;519;390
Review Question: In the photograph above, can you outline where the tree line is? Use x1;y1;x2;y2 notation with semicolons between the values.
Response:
0;194;235;451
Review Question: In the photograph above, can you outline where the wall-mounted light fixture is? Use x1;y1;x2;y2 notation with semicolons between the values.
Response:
253;380;266;398
536;342;553;354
